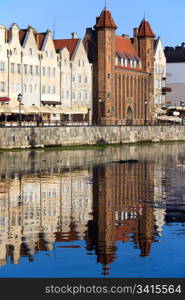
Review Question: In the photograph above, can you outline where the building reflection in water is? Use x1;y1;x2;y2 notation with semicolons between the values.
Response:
0;152;183;276
86;161;165;275
0;167;93;267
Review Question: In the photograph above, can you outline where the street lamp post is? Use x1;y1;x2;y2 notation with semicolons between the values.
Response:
181;100;185;125
17;93;23;126
98;98;102;125
144;100;148;125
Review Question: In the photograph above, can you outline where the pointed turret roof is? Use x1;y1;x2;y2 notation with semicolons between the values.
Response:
94;8;117;29
138;18;155;38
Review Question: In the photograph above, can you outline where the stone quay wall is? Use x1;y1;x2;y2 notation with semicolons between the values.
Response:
0;125;185;149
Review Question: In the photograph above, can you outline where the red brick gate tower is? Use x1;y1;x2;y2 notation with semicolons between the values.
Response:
84;8;117;124
133;19;156;123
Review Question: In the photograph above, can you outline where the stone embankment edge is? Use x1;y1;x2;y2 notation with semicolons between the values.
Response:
0;125;185;150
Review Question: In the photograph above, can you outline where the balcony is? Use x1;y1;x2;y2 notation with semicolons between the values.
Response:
162;87;172;95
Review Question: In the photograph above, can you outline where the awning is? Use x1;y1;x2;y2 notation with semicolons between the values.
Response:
156;115;182;123
155;108;167;115
167;106;185;112
0;106;24;114
63;106;88;115
41;101;61;105
0;105;89;115
0;97;11;102
23;106;41;114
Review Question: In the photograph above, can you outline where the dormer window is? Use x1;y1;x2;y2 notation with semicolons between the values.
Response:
45;51;48;57
125;59;128;67
29;48;33;56
130;60;133;68
139;61;142;68
134;60;136;68
121;58;124;66
115;57;118;65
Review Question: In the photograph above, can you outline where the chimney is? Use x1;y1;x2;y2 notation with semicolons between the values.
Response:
133;28;139;55
122;34;129;38
133;27;138;37
71;32;78;39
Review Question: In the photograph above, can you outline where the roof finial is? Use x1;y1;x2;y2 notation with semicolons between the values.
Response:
104;0;107;10
144;11;146;20
53;16;56;39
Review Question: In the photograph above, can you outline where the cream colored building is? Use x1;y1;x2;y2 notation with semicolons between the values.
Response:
0;24;92;120
154;37;166;108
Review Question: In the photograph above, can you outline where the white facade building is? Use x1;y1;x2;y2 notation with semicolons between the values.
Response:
154;37;166;108
0;24;92;121
165;43;185;106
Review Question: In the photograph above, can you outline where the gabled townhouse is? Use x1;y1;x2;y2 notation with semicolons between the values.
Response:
154;37;167;108
0;24;92;121
54;33;92;121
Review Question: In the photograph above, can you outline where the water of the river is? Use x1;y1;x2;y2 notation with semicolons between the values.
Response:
0;143;185;278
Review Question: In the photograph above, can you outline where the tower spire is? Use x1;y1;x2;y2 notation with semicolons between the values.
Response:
105;0;107;10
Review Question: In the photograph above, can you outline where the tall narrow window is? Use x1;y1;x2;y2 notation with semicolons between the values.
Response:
29;84;32;93
35;66;39;75
0;82;5;92
29;48;33;56
11;63;15;73
0;62;5;72
24;64;27;74
17;64;21;74
47;67;51;77
30;65;33;75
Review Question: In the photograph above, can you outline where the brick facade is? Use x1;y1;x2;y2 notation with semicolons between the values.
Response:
84;9;155;125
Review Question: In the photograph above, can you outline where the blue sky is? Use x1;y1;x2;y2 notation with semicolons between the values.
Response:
1;0;185;47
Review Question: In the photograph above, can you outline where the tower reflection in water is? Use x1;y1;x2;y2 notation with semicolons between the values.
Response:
0;159;166;275
86;161;165;275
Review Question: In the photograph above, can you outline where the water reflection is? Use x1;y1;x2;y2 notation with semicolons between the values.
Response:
0;144;185;277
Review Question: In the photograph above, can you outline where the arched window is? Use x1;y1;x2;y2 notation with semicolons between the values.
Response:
126;106;133;125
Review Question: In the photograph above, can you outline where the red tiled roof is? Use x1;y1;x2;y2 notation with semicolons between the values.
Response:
116;36;138;57
94;8;117;29
19;29;27;45
138;19;155;38
35;32;46;50
5;30;10;42
53;39;79;58
0;97;10;102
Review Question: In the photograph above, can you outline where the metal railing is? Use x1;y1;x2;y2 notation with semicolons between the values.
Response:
0;120;184;128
